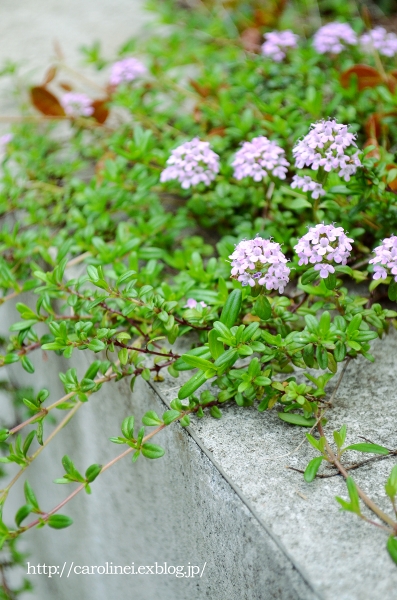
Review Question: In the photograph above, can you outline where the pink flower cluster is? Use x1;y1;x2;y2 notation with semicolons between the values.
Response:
292;120;362;181
0;133;13;153
291;175;325;199
232;136;289;182
261;30;299;62
294;224;353;278
160;138;220;189
369;236;397;282
313;22;357;54
110;57;147;86
360;27;397;58
229;237;290;293
61;93;93;118
184;299;207;309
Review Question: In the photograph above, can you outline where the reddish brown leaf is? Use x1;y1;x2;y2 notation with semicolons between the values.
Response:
386;164;397;191
365;114;382;139
59;81;73;92
241;28;261;53
42;66;57;86
189;79;211;98
340;65;383;91
253;0;287;27
91;99;109;124
386;73;397;93
207;126;226;137
193;105;202;124
30;86;65;117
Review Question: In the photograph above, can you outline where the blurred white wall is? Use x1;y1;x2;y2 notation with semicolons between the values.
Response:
0;0;151;115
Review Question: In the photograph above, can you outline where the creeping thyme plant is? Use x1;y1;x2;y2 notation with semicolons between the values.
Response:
2;0;397;591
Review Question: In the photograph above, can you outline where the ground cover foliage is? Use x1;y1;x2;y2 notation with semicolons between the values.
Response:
1;0;397;594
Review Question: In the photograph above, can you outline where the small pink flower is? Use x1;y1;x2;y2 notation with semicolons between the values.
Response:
313;22;357;54
161;138;220;189
184;299;207;309
293;120;361;182
291;175;325;199
294;223;354;278
229;236;290;293
261;30;299;62
369;236;397;283
110;57;147;86
232;136;289;181
361;27;397;58
0;133;13;156
61;93;93;118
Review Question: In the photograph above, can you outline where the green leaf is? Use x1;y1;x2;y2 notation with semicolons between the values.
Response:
36;421;44;445
0;429;9;442
118;348;129;365
23;481;40;510
306;433;321;451
327;352;337;374
10;320;38;332
21;356;35;374
180;354;215;371
304;456;324;482
85;464;102;482
15;504;32;527
87;339;106;352
16;303;37;319
174;347;212;371
347;314;362;335
220;289;242;328
345;443;389;455
141;443;165;459
210;405;222;419
142;411;163;426
213;348;238;373
316;345;328;370
385;465;397;500
62;455;75;474
254;295;272;321
22;431;36;456
388;281;397;302
213;321;233;342
178;371;207;399
121;416;135;439
334;341;346;362
4;354;20;364
319;311;330;335
324;274;337;290
303;344;315;368
47;515;73;529
301;268;318;285
109;436;127;444
163;409;180;425
346;477;361;514
208;329;224;359
278;413;316;427
387;537;397;565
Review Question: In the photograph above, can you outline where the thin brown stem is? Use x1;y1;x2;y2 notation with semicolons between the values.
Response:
317;421;397;529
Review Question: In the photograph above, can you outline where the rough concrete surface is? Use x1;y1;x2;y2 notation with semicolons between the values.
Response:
152;332;397;600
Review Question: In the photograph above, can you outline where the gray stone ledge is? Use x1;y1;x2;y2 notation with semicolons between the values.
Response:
1;322;397;599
